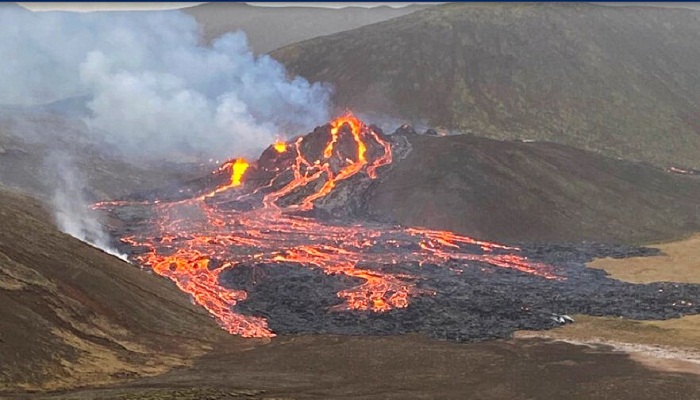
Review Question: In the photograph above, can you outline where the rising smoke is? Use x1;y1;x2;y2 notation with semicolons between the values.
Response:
44;153;126;259
0;3;332;257
0;4;332;160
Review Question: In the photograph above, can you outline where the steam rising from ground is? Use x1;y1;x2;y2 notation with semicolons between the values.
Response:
0;4;332;255
45;153;126;259
0;4;331;159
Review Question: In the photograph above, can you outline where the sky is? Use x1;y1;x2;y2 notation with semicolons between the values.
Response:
19;2;700;13
18;2;436;12
18;2;205;11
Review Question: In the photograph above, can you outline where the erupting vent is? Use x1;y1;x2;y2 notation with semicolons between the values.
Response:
94;113;557;338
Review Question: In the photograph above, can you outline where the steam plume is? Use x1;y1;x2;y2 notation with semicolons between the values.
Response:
0;4;332;256
0;4;332;159
44;153;126;259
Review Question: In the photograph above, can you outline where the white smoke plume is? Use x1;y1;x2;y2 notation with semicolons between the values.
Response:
0;4;332;256
0;4;332;160
44;153;126;259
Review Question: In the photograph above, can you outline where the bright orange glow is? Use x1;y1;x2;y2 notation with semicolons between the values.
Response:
230;158;249;187
199;158;249;199
327;112;365;161
273;141;287;153
94;112;558;338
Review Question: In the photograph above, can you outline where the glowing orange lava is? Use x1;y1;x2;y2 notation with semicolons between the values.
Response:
273;141;287;153
200;158;249;199
230;158;249;187
95;112;558;338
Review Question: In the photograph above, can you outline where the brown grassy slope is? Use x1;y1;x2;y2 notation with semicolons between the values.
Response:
589;234;700;283
366;135;700;244
517;234;700;374
184;2;428;54
0;188;226;392
273;2;700;169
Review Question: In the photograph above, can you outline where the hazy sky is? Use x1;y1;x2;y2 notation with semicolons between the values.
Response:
19;2;434;12
247;2;441;7
20;2;700;13
19;2;205;12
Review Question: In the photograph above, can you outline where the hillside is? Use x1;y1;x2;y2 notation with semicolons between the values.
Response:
0;110;208;201
365;133;700;244
184;2;427;53
272;2;700;169
0;188;226;391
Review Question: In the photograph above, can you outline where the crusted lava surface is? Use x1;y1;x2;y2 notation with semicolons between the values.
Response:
95;114;700;341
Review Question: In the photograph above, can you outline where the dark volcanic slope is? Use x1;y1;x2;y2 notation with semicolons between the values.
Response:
184;2;427;53
0;188;225;391
272;2;700;169
367;134;700;244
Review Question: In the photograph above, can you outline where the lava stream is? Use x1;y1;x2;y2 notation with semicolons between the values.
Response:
96;112;558;338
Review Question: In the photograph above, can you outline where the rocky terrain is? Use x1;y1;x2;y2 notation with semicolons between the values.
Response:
219;242;700;341
91;121;700;343
517;234;700;377
5;160;700;397
272;2;700;169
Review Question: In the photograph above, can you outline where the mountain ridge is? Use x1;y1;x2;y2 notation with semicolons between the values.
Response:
272;2;700;169
184;2;428;53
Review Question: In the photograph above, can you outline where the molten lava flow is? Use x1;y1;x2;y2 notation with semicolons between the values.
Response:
273;141;287;153
229;158;249;187
200;158;249;200
329;113;366;162
96;112;558;338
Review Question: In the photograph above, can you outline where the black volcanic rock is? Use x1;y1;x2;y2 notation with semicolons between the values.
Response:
98;120;700;344
216;243;700;341
392;124;418;136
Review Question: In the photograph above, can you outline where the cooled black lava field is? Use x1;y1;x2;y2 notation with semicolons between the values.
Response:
98;116;700;341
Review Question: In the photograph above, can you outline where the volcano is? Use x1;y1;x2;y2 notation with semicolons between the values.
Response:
95;113;700;341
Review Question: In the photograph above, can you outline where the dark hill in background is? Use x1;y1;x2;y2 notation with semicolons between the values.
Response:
184;2;428;54
366;134;700;244
0;188;226;391
272;2;700;170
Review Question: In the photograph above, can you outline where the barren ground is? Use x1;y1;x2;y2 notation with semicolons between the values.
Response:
517;234;700;376
25;336;700;400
